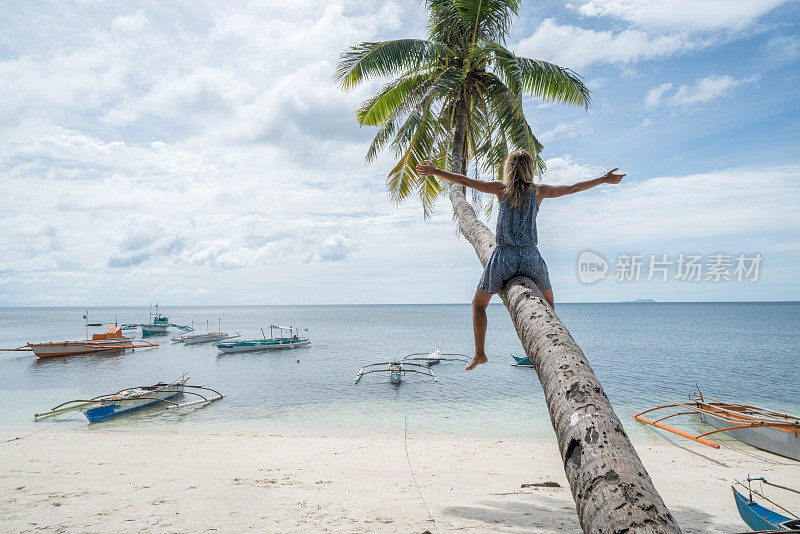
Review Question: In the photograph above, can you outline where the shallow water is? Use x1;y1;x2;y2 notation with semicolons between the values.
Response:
0;303;797;440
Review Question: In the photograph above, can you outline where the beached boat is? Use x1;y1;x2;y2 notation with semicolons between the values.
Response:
633;390;800;460
33;376;224;423
1;325;158;358
355;360;437;385
402;349;469;366
732;477;800;531
217;325;309;353
123;304;194;337
511;355;533;367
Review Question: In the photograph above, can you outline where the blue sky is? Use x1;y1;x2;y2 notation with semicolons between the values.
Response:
0;0;798;305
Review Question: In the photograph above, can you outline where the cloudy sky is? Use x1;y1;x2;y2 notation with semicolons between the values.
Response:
1;0;798;306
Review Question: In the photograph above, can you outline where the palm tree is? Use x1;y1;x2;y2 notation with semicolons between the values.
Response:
336;0;589;216
337;1;681;532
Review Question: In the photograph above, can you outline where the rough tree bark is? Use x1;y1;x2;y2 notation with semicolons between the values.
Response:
446;102;681;533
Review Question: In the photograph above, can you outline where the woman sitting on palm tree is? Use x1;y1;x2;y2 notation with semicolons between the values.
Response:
417;150;625;370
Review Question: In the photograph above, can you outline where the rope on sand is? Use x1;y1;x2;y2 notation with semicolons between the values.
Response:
404;412;440;534
2;414;78;444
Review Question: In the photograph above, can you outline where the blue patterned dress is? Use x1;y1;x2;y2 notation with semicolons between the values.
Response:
477;187;552;293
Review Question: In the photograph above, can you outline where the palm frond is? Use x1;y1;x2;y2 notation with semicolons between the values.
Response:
357;71;436;126
453;0;521;45
335;39;448;90
485;42;591;109
478;72;545;171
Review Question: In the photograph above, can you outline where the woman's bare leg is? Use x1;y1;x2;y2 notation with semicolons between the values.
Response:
466;289;492;370
540;288;555;310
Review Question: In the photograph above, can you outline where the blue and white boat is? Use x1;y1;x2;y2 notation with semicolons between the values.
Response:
217;325;310;353
733;478;800;531
34;376;224;423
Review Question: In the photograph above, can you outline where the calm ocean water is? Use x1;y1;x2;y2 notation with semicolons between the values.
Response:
0;303;797;440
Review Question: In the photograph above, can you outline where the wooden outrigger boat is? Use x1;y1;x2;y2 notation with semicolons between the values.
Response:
178;332;241;345
355;360;437;385
633;390;800;460
1;325;158;358
402;349;469;367
123;304;194;337
173;320;240;345
217;325;309;353
732;477;800;531
34;376;224;423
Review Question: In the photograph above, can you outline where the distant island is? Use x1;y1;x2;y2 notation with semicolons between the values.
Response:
622;299;656;303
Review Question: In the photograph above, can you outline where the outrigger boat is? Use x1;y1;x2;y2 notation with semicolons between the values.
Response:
217;325;310;353
173;319;240;345
1;325;158;359
732;477;800;531
633;389;800;461
355;360;437;385
402;349;469;367
511;355;534;367
177;332;241;345
123;304;194;337
33;375;224;423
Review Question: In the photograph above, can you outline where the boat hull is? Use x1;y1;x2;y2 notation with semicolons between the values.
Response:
700;413;800;461
732;487;794;530
81;384;185;423
182;333;230;345
29;340;129;358
512;355;534;367
140;325;170;336
217;339;310;353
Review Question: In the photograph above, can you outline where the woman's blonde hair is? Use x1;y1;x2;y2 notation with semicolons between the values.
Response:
502;150;536;208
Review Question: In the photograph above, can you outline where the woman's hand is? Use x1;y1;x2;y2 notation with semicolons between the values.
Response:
602;168;626;184
416;160;439;176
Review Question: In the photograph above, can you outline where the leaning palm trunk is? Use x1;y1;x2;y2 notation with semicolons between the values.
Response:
448;119;680;533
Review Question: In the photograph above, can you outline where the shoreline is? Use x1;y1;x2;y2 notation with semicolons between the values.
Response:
3;429;799;532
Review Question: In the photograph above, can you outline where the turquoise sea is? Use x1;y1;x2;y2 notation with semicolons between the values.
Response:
0;303;797;440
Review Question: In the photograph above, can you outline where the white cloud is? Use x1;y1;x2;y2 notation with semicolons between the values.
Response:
644;83;672;108
539;118;589;143
572;0;789;32
514;19;708;70
542;156;603;185
644;75;756;109
314;234;357;262
111;10;149;33
540;164;800;251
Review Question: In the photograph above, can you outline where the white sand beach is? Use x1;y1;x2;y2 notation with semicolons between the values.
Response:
2;430;798;533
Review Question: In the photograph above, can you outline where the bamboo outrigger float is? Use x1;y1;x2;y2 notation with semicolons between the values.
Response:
355;360;437;385
633;390;800;460
401;349;468;366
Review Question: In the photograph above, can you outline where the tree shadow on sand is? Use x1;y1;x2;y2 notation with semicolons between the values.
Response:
442;495;743;533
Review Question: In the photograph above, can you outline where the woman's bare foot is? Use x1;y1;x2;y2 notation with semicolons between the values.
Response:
465;353;488;371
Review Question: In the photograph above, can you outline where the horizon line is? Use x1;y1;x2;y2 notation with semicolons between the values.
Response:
1;300;799;309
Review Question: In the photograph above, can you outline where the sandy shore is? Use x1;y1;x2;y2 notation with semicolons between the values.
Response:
2;429;798;533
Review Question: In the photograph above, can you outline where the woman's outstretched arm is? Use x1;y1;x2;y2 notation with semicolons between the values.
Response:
416;161;504;197
538;168;625;201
